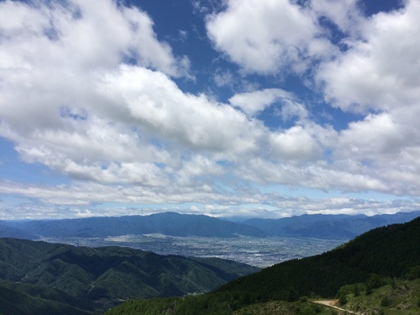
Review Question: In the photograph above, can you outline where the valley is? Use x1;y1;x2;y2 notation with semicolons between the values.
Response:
4;211;418;269
38;234;345;268
1;217;419;315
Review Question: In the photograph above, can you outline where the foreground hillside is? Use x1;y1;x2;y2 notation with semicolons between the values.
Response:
105;217;420;315
0;239;258;315
107;278;420;315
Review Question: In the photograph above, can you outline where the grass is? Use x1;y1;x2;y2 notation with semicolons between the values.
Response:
339;278;420;315
234;299;341;315
231;278;420;315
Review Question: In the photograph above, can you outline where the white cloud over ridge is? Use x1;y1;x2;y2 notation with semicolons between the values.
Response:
0;0;420;219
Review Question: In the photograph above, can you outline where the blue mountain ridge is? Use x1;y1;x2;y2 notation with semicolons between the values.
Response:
2;210;419;240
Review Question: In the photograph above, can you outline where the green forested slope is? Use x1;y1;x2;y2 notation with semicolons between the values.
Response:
219;216;420;300
105;217;420;315
0;239;258;315
0;281;93;315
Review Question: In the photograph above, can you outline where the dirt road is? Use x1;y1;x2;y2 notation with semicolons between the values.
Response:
312;299;361;314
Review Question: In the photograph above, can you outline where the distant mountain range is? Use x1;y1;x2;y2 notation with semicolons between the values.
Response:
0;238;258;315
2;211;419;240
0;221;38;240
243;211;420;239
105;216;420;315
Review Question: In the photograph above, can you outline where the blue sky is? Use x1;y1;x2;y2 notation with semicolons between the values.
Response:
1;0;420;220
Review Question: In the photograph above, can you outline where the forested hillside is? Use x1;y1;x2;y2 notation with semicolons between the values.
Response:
105;217;420;315
220;216;420;299
0;239;258;315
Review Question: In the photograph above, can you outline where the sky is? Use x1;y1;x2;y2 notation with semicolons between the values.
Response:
1;0;420;220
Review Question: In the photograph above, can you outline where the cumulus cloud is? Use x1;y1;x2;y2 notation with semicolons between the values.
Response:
317;0;420;113
229;88;294;118
0;0;260;188
0;0;188;75
310;0;363;35
1;0;420;219
0;0;264;194
96;65;261;154
313;0;420;197
268;126;322;160
206;0;330;74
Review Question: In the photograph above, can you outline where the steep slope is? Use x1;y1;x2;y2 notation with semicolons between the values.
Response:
105;217;420;315
220;216;420;298
0;281;94;315
0;238;259;315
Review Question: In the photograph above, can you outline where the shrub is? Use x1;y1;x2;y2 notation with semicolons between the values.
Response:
380;295;390;307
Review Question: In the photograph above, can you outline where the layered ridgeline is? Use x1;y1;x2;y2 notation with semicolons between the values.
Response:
105;217;420;315
0;221;38;240
242;211;420;239
3;211;420;240
4;212;265;239
0;239;258;315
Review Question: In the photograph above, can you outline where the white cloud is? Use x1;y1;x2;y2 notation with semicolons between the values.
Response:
97;65;261;154
307;0;420;198
229;88;294;117
1;181;418;220
271;197;420;217
278;100;309;122
268;126;322;160
310;0;363;35
0;180;261;209
338;113;405;158
316;0;420;113
233;156;391;194
0;0;188;77
213;69;234;88
0;0;264;190
206;0;328;74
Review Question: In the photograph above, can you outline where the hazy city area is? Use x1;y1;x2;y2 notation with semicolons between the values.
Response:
39;234;345;268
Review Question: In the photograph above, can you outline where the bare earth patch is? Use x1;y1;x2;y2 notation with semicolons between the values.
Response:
313;299;361;314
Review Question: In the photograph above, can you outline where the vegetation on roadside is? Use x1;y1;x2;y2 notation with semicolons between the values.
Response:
335;277;420;315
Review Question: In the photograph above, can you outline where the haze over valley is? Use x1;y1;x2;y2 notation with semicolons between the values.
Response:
3;211;418;267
